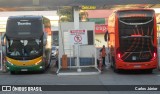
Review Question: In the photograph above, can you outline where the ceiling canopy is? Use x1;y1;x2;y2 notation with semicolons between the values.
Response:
0;0;159;11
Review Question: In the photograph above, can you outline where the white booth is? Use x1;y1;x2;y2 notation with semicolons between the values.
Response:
57;22;100;75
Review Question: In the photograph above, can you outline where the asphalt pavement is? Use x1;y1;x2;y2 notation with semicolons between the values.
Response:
0;60;160;94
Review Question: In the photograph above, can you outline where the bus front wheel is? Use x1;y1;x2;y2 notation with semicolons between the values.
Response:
146;69;153;74
110;56;114;68
113;62;120;73
10;71;16;74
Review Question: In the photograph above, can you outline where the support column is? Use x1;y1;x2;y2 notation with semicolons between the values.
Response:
73;6;81;72
73;6;79;30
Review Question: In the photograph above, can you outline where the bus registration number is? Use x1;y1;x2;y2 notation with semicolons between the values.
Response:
21;69;28;71
132;56;136;60
134;65;141;68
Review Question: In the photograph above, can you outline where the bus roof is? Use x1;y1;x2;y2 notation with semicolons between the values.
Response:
114;8;155;13
8;15;43;21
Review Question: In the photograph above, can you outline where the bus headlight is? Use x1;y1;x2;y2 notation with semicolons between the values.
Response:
7;61;13;66
35;60;42;65
40;66;43;69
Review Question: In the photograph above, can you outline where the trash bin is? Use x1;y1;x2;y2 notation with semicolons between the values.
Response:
62;54;67;69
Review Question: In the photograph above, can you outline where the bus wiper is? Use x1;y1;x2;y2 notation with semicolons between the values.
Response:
119;19;153;25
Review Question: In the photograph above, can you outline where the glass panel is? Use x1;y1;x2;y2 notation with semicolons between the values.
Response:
6;38;43;60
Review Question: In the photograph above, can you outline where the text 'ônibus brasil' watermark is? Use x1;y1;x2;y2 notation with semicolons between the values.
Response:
1;85;160;91
1;86;42;91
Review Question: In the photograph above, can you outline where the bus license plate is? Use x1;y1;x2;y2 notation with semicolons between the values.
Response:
134;65;141;68
21;69;28;71
132;56;136;60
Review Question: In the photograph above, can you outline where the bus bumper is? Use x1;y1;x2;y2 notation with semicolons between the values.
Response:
116;60;157;70
6;62;45;72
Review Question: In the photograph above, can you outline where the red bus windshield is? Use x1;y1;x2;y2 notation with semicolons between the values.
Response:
117;10;155;62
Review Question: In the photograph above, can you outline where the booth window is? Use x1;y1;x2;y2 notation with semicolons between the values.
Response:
87;30;94;45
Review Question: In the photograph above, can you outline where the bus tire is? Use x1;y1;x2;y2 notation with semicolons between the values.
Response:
146;69;153;74
46;54;52;68
111;64;113;68
10;71;16;74
113;62;120;73
48;57;52;68
40;69;45;73
111;56;115;69
113;67;120;73
111;61;114;69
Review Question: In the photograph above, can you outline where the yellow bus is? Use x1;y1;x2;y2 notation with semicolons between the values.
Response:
1;15;52;74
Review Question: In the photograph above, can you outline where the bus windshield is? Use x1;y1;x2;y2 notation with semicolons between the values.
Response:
117;10;155;62
118;10;154;52
6;39;43;60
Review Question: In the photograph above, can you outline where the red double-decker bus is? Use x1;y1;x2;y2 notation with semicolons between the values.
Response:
107;9;157;73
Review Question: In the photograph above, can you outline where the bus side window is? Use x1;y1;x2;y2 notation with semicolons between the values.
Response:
104;31;110;41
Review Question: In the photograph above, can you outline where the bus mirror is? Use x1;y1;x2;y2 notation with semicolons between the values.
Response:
43;39;47;46
1;34;6;46
43;32;47;46
104;33;107;41
104;31;109;42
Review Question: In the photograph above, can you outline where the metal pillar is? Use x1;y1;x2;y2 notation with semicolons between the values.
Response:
73;6;81;72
